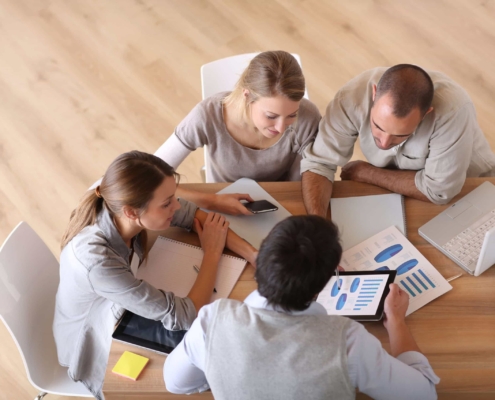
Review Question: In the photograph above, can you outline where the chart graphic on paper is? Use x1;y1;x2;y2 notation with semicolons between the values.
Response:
340;226;452;315
317;274;388;316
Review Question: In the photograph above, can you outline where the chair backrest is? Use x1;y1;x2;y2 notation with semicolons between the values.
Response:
199;52;308;182
0;222;64;391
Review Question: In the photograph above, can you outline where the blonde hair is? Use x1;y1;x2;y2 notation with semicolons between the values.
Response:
61;151;179;254
222;51;305;127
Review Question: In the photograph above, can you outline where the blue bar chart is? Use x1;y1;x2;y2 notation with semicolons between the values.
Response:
399;268;437;297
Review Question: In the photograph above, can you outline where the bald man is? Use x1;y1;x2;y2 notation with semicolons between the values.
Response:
301;64;495;216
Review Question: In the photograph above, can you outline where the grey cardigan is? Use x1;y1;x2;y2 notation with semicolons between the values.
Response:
53;199;198;399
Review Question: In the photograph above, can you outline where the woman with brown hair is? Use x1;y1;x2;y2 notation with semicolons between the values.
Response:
53;150;257;399
155;50;321;213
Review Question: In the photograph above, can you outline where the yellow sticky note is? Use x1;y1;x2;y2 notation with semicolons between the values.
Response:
112;351;149;381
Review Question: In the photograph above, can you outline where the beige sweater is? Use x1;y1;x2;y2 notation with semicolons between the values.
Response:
302;67;495;204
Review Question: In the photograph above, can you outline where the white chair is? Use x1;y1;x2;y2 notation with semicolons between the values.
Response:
0;222;93;399
199;52;308;182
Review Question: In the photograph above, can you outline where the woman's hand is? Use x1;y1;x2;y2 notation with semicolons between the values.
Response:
193;213;229;257
211;193;255;216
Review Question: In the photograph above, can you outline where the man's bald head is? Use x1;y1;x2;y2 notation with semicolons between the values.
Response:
375;64;434;117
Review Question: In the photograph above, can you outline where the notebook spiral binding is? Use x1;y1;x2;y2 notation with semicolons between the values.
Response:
158;236;246;261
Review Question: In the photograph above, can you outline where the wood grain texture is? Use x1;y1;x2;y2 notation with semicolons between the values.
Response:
103;178;495;399
1;0;495;398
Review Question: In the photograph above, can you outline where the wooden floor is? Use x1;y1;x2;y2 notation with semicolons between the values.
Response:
1;1;495;398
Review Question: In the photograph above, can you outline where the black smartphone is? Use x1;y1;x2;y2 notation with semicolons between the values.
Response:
244;200;278;214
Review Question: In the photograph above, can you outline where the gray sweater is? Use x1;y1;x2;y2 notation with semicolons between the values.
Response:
204;299;355;400
159;92;321;182
53;199;198;399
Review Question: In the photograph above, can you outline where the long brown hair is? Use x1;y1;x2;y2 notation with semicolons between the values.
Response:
223;51;305;127
61;151;179;251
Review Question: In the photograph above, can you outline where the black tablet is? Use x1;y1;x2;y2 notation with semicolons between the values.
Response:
316;270;397;321
112;311;187;355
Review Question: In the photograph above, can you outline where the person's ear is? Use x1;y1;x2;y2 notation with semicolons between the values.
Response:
425;106;434;116
122;206;139;221
372;84;377;102
242;89;250;98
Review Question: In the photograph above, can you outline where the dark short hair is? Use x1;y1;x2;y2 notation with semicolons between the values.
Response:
255;215;342;312
375;64;434;117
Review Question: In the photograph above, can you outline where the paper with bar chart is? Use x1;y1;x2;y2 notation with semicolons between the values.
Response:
339;226;452;315
317;274;389;316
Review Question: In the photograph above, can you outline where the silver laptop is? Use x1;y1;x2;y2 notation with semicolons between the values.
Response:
419;181;495;276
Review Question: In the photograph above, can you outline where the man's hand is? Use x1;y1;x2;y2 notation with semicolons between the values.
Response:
383;283;409;331
340;160;369;181
210;193;255;216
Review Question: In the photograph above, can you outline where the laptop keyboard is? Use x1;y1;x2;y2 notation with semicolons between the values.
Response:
442;209;495;270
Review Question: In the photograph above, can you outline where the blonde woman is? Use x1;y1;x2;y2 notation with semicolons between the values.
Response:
156;51;321;213
53;151;257;399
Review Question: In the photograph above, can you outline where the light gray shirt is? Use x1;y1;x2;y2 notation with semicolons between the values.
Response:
164;290;439;400
53;199;198;400
302;67;495;204
155;92;321;182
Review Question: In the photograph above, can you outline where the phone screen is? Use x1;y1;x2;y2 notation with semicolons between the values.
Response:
244;200;278;213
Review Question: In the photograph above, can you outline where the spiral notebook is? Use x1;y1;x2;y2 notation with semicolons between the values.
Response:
136;236;247;301
331;193;406;251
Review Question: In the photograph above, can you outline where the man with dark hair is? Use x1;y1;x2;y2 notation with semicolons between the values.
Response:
164;216;439;399
302;64;495;216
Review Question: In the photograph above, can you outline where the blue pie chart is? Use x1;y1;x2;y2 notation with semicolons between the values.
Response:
397;259;418;275
331;279;343;297
374;244;403;263
350;278;360;293
336;293;347;310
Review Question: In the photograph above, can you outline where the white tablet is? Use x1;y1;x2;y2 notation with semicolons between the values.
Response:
316;271;397;321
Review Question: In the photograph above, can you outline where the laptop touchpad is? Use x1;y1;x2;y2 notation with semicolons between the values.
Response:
452;206;483;227
446;200;472;219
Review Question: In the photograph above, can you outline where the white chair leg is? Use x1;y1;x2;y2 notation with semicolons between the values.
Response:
34;392;47;400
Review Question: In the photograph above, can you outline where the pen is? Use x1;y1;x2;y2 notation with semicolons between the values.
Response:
336;267;341;290
193;265;217;293
446;272;463;282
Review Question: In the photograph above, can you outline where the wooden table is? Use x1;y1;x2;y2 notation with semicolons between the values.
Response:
103;179;495;400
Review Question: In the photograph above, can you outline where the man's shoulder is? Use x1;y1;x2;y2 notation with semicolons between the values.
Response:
338;67;387;94
428;69;473;116
331;68;386;111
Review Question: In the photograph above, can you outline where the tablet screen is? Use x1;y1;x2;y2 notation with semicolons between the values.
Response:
112;311;187;355
316;271;396;321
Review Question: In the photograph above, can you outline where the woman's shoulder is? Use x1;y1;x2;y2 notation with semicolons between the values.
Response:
192;91;229;116
178;91;229;132
63;225;121;270
298;97;322;120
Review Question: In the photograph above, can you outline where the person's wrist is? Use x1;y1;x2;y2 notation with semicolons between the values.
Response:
384;315;408;331
202;249;223;265
202;193;217;210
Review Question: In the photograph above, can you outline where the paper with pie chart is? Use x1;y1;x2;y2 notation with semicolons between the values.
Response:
339;226;452;315
317;274;389;316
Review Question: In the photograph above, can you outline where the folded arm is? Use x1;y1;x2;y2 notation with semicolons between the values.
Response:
340;161;430;202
